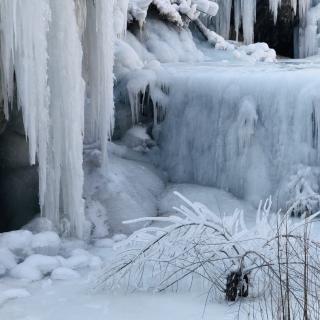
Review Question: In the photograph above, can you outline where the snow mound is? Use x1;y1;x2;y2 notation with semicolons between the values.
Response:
85;148;165;235
51;267;80;280
94;238;115;248
11;255;60;281
0;248;17;272
31;232;61;256
121;126;154;149
112;234;128;243
22;217;55;233
0;230;33;257
159;184;256;225
10;264;43;282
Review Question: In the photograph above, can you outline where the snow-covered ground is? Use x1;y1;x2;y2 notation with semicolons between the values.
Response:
0;222;248;320
0;131;263;319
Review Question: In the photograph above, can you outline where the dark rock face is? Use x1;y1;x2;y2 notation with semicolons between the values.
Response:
254;0;297;58
0;105;39;232
229;0;297;57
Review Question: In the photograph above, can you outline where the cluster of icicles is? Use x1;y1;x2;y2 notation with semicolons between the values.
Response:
0;0;114;238
215;0;320;56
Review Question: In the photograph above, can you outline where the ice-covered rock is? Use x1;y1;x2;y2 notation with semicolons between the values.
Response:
85;200;109;239
122;126;155;149
22;255;60;275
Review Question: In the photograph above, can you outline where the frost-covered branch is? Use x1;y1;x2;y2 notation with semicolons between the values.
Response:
94;192;320;319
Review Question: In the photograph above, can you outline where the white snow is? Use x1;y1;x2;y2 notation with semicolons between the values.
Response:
94;238;115;248
159;183;256;225
31;232;61;256
0;289;30;307
0;248;17;272
0;230;33;257
10;264;43;282
84;143;165;235
51;268;80;281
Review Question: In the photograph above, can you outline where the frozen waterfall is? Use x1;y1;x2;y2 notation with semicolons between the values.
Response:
158;61;320;208
214;0;320;57
0;0;114;238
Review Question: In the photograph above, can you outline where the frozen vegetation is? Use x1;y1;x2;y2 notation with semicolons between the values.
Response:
1;0;320;319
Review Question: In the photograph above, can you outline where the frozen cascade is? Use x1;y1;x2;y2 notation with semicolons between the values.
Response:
0;0;51;217
298;0;320;57
0;0;115;237
241;0;256;44
213;0;319;56
158;62;320;207
84;0;115;161
45;0;85;238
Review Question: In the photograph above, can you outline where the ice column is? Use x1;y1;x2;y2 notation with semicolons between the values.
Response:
0;0;51;219
45;0;85;238
84;0;115;161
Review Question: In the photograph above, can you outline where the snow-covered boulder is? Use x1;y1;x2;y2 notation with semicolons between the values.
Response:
10;264;43;281
0;230;33;257
122;126;155;150
31;231;61;256
11;254;60;281
64;255;90;270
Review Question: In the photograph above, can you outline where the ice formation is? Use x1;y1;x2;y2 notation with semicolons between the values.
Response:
158;61;320;209
0;0;51;225
84;0;115;161
123;0;320;56
213;0;320;56
0;1;115;238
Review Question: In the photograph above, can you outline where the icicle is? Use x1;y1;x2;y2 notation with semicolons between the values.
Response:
215;0;232;39
114;0;129;38
241;0;256;44
45;0;85;238
299;0;311;20
74;0;87;37
0;0;51;210
291;0;298;15
269;0;282;23
0;1;16;119
84;0;115;162
234;0;241;41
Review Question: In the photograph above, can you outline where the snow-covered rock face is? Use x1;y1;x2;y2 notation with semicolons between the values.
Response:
84;143;165;235
158;61;320;208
